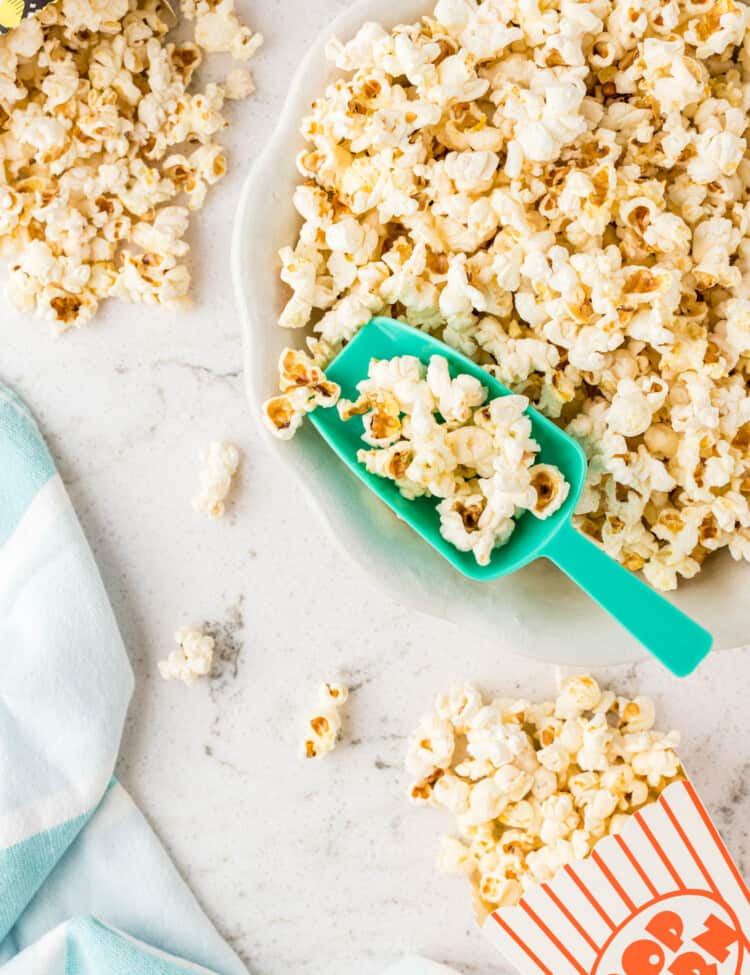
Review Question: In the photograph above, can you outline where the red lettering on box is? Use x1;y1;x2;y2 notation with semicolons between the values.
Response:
593;892;743;975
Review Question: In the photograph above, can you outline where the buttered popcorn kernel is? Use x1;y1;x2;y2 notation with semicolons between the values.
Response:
263;347;341;439
158;625;215;685
407;675;681;920
192;440;241;519
276;0;750;590
0;0;261;329
340;354;569;564
301;681;350;760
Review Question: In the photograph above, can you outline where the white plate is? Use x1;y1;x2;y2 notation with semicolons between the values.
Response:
232;0;749;666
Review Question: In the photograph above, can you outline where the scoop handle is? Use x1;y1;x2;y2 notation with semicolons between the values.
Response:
542;520;712;676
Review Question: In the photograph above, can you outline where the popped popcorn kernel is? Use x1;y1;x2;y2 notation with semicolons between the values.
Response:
263;347;341;439
158;625;215;685
408;677;682;920
300;681;350;760
273;0;750;590
192;441;241;520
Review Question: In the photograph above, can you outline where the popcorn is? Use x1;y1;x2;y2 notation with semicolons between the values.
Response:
300;681;350;760
263;347;341;440
0;0;261;330
158;626;214;685
274;0;750;590
340;354;569;565
408;675;681;918
192;441;240;519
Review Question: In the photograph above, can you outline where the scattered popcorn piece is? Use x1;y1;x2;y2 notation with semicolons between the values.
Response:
158;626;215;685
192;441;241;519
407;675;682;919
223;68;255;101
340;354;569;565
0;0;261;329
273;0;750;590
301;681;350;760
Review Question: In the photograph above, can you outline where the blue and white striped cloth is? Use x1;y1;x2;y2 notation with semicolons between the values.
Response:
0;382;247;975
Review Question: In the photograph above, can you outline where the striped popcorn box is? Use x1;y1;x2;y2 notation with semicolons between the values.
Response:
484;779;749;975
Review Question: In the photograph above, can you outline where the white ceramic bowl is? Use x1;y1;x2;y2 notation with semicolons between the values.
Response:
232;0;749;666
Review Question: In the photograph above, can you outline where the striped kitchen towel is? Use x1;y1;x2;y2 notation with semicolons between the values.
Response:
0;382;247;975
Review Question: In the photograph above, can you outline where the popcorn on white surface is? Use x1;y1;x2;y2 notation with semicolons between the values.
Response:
0;0;261;330
192;441;241;519
407;675;682;919
275;0;750;590
158;625;215;685
340;354;569;565
301;681;350;760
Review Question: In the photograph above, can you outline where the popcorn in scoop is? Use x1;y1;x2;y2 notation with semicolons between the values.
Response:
340;354;569;565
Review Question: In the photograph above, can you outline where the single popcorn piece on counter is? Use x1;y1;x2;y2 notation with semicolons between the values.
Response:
275;0;750;590
263;347;341;439
301;681;350;760
158;626;215;685
407;674;682;921
339;354;569;565
192;441;241;519
0;0;261;330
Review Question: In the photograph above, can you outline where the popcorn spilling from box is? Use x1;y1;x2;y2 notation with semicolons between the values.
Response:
486;780;750;975
337;353;569;565
408;676;750;974
0;0;261;329
273;0;750;591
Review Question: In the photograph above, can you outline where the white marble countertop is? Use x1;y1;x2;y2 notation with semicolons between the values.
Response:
2;3;750;974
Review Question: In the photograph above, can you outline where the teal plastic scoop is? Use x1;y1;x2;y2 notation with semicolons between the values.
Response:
308;316;712;676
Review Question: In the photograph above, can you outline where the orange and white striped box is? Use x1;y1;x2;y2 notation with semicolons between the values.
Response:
484;779;750;975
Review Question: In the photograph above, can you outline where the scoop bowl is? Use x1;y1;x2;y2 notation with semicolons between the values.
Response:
309;317;713;676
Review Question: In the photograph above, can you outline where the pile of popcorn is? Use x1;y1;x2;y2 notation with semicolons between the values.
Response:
192;440;241;519
339;353;569;564
407;675;682;919
0;0;261;329
158;624;215;684
275;0;750;590
300;681;349;759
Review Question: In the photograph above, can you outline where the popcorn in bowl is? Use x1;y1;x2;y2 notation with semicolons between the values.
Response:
338;352;570;565
0;0;261;330
271;0;750;591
